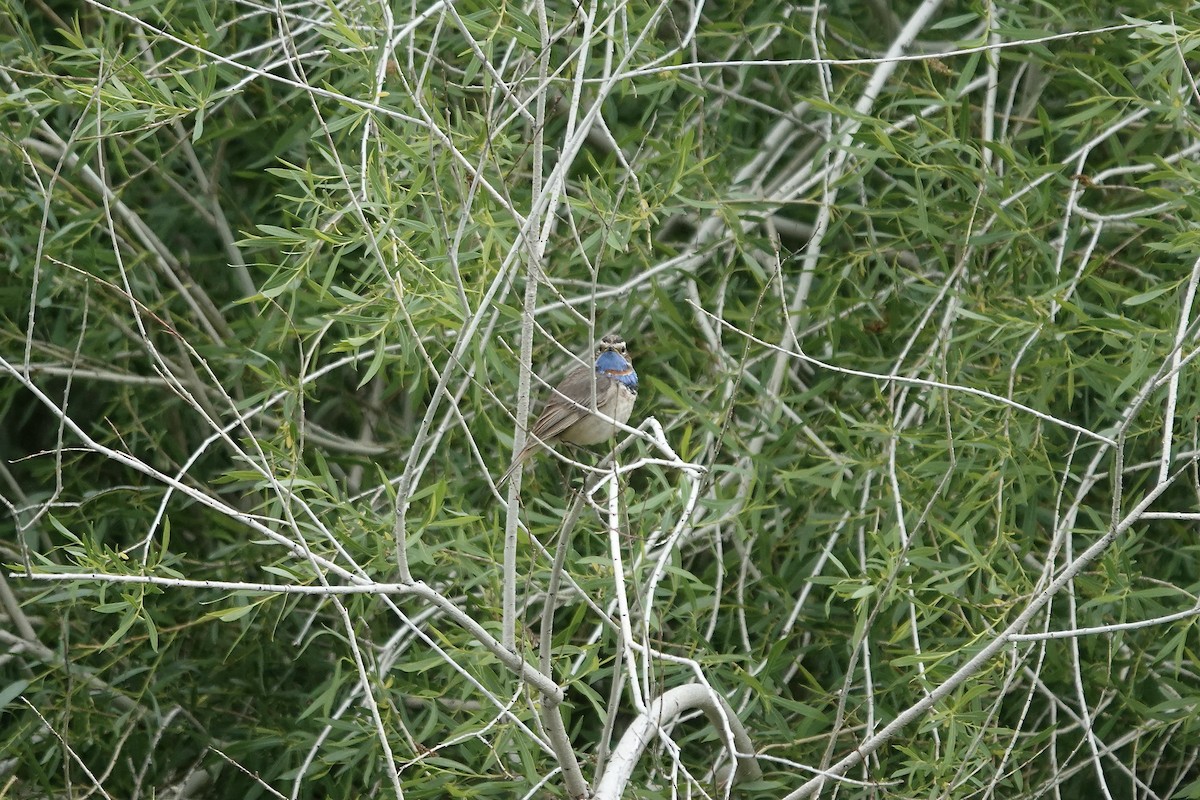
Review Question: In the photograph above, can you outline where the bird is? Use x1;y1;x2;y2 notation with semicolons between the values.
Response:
498;333;639;486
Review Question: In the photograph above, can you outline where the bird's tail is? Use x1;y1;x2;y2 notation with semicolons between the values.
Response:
496;444;535;487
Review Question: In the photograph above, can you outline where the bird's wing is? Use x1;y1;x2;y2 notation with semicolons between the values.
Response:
499;369;618;486
528;367;615;443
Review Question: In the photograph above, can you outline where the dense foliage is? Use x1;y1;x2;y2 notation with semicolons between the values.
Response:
4;0;1200;797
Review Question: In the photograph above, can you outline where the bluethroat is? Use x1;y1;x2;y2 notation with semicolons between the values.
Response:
498;333;639;486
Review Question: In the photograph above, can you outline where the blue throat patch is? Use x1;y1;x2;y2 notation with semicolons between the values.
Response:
595;350;638;391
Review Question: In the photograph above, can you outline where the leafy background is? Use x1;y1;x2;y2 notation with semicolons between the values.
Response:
3;0;1200;798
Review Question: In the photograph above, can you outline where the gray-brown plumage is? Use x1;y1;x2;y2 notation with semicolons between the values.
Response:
498;334;639;486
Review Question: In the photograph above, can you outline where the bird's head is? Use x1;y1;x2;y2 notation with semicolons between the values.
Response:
594;333;637;388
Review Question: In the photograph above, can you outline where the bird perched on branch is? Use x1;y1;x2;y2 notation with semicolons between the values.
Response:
498;333;638;486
